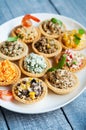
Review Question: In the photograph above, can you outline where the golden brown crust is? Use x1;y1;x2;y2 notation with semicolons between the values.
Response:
60;33;86;51
0;41;28;61
12;77;47;104
39;22;66;38
45;73;79;95
10;25;41;44
19;55;52;78
0;62;21;86
32;38;62;58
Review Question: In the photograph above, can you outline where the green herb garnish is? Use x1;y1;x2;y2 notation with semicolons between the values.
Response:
72;61;77;65
47;54;67;72
7;36;18;42
51;18;63;26
78;29;85;35
74;34;81;45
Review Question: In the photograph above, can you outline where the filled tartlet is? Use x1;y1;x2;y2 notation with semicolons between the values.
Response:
0;60;21;86
0;39;28;61
61;29;86;50
45;69;79;94
10;14;41;44
12;77;47;104
19;53;51;77
39;18;66;38
55;49;86;72
32;36;62;58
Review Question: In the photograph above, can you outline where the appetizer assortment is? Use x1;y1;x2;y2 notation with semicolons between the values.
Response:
0;14;86;105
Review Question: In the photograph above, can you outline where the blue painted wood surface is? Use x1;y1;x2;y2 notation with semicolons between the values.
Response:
0;0;86;130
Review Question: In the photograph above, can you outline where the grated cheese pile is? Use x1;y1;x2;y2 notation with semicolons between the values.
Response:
0;60;16;82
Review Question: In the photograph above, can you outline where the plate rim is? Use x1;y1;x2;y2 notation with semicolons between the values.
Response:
0;13;86;114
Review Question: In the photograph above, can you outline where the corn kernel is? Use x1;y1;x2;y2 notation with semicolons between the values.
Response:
29;92;36;100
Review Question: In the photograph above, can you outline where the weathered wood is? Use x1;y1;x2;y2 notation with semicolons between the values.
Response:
63;90;86;130
2;108;72;130
0;107;8;130
50;0;86;27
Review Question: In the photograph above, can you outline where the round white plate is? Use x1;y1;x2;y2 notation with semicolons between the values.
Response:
0;13;86;114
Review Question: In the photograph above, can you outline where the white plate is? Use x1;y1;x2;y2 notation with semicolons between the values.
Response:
0;13;86;114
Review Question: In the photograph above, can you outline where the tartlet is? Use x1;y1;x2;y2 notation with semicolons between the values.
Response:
45;69;79;94
39;18;66;38
0;40;28;61
32;36;62;58
61;29;86;50
19;53;51;77
12;77;47;104
55;49;86;72
0;60;21;86
10;25;41;44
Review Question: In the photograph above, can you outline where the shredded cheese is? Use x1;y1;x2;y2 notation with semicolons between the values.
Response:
0;60;16;82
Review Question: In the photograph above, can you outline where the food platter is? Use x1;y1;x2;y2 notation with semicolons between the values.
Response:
0;13;86;114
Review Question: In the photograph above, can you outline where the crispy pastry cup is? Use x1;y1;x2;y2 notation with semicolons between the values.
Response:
19;55;52;78
61;33;86;51
55;52;86;72
10;25;41;44
39;21;66;38
32;38;62;58
45;73;79;95
0;40;29;61
0;62;21;86
12;77;48;104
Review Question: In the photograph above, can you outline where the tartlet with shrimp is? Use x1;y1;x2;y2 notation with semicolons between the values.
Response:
19;53;51;78
55;49;86;72
32;36;62;58
39;18;66;38
12;77;47;104
0;60;21;86
61;29;86;50
10;14;41;44
0;38;28;61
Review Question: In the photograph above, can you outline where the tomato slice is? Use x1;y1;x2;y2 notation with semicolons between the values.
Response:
22;14;40;27
0;90;13;101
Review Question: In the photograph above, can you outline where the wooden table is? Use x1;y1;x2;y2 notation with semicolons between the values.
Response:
0;0;86;130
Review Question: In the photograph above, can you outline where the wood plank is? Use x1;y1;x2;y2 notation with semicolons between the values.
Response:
50;0;86;27
0;107;8;130
0;0;57;24
2;108;72;130
62;90;86;130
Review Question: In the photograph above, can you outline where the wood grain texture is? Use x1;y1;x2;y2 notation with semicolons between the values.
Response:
0;107;8;130
2;108;72;130
63;90;86;130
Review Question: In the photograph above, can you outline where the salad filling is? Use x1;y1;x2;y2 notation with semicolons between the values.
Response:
14;25;38;43
62;29;86;49
42;18;65;35
34;36;58;54
47;69;76;89
0;41;24;57
61;49;85;70
23;53;47;73
14;78;43;100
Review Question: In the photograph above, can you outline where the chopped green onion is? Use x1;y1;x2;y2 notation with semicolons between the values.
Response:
74;34;81;45
7;36;18;42
47;54;67;72
51;18;63;26
78;29;85;35
56;54;67;69
72;61;77;65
